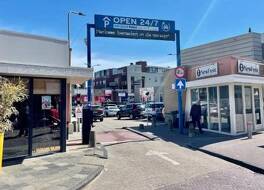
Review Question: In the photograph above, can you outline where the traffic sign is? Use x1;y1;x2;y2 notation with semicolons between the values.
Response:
94;14;175;41
75;105;83;119
175;66;185;78
175;78;186;91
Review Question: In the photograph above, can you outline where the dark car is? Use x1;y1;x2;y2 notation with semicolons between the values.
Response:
92;105;104;122
116;103;145;120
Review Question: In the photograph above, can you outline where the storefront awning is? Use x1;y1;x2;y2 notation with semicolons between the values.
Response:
0;62;93;84
187;74;264;88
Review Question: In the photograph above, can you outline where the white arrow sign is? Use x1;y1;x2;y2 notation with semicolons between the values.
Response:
146;150;180;166
177;80;184;89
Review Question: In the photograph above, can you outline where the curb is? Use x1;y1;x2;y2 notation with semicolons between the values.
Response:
187;144;264;175
75;165;104;190
123;127;159;141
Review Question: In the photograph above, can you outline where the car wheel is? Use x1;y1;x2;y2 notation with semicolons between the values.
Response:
117;114;121;120
100;118;103;122
106;112;108;117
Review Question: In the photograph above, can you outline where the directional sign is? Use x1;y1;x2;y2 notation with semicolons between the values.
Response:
175;78;186;91
94;14;175;41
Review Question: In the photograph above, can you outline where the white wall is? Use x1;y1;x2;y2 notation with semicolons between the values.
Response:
0;30;69;68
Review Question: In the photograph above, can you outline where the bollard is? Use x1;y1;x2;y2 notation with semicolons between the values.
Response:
247;121;253;139
152;115;156;127
89;131;96;148
139;124;144;129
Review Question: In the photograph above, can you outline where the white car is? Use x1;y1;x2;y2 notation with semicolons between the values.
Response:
104;105;120;117
143;102;164;120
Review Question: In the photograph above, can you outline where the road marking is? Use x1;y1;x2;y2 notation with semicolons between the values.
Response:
146;150;180;166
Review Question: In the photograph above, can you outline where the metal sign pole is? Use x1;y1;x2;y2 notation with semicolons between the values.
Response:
87;24;95;104
175;30;183;134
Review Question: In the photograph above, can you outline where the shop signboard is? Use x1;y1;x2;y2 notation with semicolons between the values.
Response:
118;92;126;97
238;60;260;75
105;89;112;96
94;14;175;41
196;63;218;79
41;96;51;110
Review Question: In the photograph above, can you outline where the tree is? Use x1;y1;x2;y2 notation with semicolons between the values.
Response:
0;77;28;133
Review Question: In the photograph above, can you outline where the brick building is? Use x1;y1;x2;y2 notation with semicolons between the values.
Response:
94;61;168;104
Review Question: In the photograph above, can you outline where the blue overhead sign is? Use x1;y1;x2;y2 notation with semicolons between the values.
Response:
175;78;186;91
94;14;175;41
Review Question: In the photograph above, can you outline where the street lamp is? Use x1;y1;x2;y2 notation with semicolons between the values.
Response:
67;11;86;66
168;53;176;56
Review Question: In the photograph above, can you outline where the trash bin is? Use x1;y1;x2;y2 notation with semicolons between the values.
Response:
82;105;92;145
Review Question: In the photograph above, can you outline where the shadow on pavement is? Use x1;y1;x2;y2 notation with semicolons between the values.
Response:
128;123;248;149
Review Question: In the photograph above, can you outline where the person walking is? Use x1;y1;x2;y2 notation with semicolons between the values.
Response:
190;100;203;134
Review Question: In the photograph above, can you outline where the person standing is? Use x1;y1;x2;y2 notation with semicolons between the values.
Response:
190;100;203;134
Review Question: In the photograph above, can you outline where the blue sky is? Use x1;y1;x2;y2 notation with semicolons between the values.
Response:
0;0;264;71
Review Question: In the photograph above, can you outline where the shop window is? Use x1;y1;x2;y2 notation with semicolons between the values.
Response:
220;86;231;133
32;79;61;155
199;88;208;129
4;77;30;160
191;89;199;105
209;87;219;131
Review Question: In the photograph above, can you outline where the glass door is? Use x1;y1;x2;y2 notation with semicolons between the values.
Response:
244;86;254;131
253;87;262;130
234;85;245;133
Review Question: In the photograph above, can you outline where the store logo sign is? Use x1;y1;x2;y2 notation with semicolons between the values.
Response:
238;60;259;75
196;63;218;79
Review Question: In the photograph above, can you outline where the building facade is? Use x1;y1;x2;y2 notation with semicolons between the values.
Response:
94;61;168;104
163;32;264;135
0;30;92;160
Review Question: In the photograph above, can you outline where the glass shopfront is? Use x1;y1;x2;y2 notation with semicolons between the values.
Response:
3;78;30;159
3;77;66;160
190;84;263;135
190;85;231;134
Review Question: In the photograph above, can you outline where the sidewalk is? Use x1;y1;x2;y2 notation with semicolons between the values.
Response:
0;146;105;190
127;123;264;174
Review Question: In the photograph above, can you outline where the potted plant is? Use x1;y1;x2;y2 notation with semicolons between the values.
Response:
0;77;27;169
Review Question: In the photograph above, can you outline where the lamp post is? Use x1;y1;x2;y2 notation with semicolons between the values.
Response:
67;11;86;66
66;11;86;140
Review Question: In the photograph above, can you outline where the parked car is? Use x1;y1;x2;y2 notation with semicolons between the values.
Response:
92;105;104;122
117;103;145;120
143;102;164;120
104;105;120;117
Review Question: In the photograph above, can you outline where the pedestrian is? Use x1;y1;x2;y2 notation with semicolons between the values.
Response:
190;100;203;134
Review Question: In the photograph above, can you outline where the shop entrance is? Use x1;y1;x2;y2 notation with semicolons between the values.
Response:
235;85;263;133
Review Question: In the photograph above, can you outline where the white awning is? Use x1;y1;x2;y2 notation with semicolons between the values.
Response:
187;74;264;88
0;62;93;84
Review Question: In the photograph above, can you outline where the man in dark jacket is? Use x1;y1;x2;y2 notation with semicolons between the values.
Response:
190;100;203;134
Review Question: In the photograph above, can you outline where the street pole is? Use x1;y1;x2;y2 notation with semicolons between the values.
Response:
87;24;95;104
175;30;184;134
